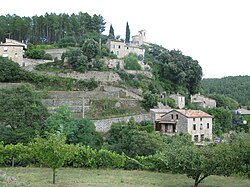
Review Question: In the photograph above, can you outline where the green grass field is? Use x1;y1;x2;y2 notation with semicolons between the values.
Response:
0;167;249;187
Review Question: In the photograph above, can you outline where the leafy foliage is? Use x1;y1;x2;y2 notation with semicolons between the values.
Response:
208;94;239;110
0;85;48;144
0;12;105;44
0;56;99;91
229;133;250;178
142;91;159;111
0;57;27;82
61;48;88;72
165;142;234;187
44;106;103;149
25;45;52;60
144;44;202;94
82;39;99;61
32;135;68;184
124;53;141;70
206;107;231;136
202;76;250;106
106;119;165;158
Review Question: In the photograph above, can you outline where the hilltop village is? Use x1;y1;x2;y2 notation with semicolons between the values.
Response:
0;12;250;187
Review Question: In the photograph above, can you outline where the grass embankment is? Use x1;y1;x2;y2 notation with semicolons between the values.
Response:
1;167;250;187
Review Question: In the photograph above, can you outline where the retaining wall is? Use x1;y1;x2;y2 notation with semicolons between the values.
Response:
93;114;151;132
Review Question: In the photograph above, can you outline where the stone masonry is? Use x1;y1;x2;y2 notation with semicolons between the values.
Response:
93;114;151;132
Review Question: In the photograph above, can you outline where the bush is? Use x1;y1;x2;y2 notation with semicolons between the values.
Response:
25;46;52;60
95;149;125;168
124;53;141;70
66;145;97;168
0;57;27;82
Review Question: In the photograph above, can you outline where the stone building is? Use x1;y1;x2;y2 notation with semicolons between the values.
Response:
191;93;216;108
106;40;145;59
106;30;146;59
0;38;27;66
169;93;185;109
151;109;213;142
131;30;146;46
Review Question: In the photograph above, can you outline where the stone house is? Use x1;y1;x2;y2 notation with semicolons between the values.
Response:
152;109;213;142
236;108;250;115
169;93;185;109
106;39;145;59
106;30;146;59
191;93;216;108
0;38;27;66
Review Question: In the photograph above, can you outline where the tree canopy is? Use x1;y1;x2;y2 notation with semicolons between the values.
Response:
144;44;203;95
0;85;48;144
0;12;106;45
202;76;250;106
106;119;165;157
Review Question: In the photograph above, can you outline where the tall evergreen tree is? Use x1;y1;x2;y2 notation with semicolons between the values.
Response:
108;24;114;39
125;22;130;43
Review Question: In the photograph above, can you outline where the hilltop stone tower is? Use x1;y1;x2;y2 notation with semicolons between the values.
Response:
132;30;146;46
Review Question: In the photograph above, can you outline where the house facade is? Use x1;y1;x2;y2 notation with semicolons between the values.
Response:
191;93;216;108
0;38;27;66
106;40;145;59
169;94;185;109
106;30;146;59
153;109;213;142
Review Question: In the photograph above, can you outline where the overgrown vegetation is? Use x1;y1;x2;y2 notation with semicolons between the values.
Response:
0;57;99;91
85;98;146;119
124;53;141;70
25;44;52;60
202;76;250;106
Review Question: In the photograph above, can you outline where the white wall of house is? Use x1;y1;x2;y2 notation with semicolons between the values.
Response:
187;117;213;142
107;40;145;59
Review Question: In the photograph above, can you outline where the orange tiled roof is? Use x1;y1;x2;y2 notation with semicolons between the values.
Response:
176;109;212;118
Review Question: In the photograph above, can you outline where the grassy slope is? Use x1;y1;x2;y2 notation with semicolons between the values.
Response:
1;167;250;187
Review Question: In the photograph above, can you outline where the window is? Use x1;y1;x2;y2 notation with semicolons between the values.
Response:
127;47;129;50
3;47;8;52
200;118;203;121
207;123;209;129
200;124;203;130
194;135;199;142
112;45;115;48
176;114;178;119
171;114;174;119
118;45;121;49
201;134;205;141
193;118;195;121
193;124;196;130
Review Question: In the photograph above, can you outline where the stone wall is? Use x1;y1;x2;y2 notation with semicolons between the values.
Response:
40;71;121;83
23;58;52;67
44;48;68;60
0;83;28;89
93;114;151;132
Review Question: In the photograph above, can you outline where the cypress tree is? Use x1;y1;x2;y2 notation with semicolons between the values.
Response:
125;22;130;43
108;24;115;39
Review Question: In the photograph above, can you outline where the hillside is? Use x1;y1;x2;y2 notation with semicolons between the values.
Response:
202;76;250;106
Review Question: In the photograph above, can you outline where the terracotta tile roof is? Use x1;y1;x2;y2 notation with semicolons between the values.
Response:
176;109;212;118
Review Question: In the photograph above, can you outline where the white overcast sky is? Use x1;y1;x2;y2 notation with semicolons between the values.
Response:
1;0;250;78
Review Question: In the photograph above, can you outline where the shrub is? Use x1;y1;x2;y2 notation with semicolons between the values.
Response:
95;149;126;168
67;145;97;168
124;53;141;70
